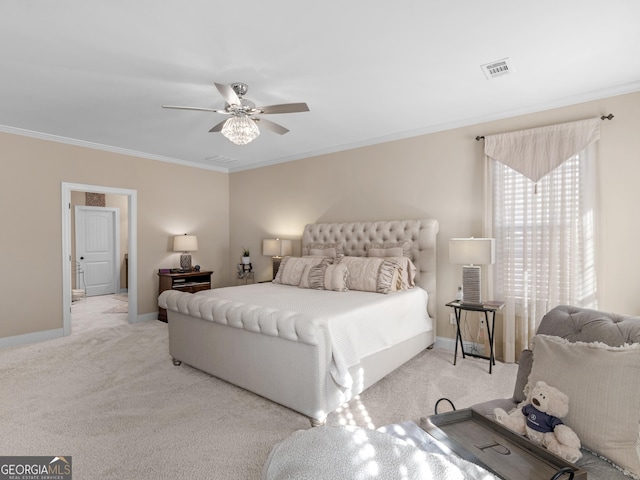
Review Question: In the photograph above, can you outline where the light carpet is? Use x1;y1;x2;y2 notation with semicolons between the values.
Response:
0;320;517;479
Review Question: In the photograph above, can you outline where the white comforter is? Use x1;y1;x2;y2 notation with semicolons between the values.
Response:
159;283;431;390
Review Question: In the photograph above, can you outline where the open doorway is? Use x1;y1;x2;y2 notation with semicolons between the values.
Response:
61;182;138;336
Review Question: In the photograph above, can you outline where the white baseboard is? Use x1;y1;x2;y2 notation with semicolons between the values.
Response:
135;312;160;323
0;328;64;349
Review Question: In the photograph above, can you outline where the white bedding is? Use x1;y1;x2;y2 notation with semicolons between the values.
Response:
161;283;431;390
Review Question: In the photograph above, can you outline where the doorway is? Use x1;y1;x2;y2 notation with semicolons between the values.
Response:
61;182;138;336
75;206;120;296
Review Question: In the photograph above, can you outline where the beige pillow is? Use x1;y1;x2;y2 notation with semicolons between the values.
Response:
528;334;640;476
338;256;402;294
299;263;348;292
274;256;332;286
323;263;349;292
386;256;417;289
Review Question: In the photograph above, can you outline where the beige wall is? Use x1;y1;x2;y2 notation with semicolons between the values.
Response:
0;133;229;340
1;91;637;347
230;91;640;351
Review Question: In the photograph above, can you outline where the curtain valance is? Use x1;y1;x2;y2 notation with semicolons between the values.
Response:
484;117;600;182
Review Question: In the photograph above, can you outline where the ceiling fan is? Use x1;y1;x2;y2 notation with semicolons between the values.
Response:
162;82;309;145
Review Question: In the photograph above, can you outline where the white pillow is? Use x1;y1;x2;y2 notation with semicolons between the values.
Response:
528;334;640;477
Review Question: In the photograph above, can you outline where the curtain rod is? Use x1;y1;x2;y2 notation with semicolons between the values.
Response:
475;114;614;141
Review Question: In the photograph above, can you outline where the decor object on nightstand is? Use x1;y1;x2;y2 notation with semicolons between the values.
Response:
173;234;198;271
241;247;251;265
263;238;293;279
449;237;495;305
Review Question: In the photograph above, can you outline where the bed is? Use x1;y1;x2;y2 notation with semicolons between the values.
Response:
158;218;438;425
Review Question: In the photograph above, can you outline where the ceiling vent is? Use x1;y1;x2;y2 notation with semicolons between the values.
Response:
481;57;513;79
205;155;238;165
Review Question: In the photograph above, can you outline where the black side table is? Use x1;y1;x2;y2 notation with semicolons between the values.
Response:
446;300;505;374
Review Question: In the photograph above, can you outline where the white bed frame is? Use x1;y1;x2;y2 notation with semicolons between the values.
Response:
166;218;438;425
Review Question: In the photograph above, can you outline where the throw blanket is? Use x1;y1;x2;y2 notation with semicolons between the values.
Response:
261;426;498;480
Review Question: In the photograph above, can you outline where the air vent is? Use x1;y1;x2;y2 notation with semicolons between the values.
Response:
481;57;513;79
205;155;237;165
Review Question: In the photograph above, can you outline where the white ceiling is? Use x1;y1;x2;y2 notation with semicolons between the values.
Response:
1;1;639;173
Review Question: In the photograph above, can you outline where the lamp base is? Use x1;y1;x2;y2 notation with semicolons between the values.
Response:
462;265;482;304
180;254;192;271
272;257;283;279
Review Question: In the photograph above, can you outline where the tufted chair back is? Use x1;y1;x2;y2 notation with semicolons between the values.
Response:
537;305;640;347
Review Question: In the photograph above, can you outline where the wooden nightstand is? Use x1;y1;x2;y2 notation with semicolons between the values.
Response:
158;270;213;322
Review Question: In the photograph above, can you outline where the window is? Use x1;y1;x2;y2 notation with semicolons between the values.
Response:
493;153;597;306
484;118;600;362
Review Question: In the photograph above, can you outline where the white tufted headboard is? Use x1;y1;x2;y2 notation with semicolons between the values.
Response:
301;219;439;319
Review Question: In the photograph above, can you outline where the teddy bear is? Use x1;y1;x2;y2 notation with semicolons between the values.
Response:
494;380;582;463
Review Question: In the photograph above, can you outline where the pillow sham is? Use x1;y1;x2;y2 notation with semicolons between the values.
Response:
527;334;640;478
367;247;404;258
366;241;411;258
308;247;337;258
299;263;349;292
274;256;333;286
306;242;344;255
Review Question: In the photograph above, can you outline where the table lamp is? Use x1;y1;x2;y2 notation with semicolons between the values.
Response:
263;238;293;279
174;234;198;271
449;237;495;305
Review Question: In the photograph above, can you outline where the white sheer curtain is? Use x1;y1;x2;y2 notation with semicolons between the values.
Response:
483;118;599;362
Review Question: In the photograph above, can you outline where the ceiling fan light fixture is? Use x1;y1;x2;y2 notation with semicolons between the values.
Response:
221;116;260;145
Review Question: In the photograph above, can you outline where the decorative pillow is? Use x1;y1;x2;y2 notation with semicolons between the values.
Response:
386;256;417;289
527;334;640;477
306;242;344;255
274;256;332;286
298;264;313;289
299;263;348;292
337;256;402;294
367;247;404;258
366;241;411;258
323;264;349;292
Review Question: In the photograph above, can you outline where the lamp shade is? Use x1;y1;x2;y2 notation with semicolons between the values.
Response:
449;238;495;265
173;234;198;252
262;238;292;257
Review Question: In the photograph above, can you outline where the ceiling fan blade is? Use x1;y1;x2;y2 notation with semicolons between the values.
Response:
255;118;289;135
209;119;228;133
214;82;241;105
260;103;309;114
162;105;227;114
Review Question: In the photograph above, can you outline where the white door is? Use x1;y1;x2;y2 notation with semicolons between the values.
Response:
75;206;120;296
